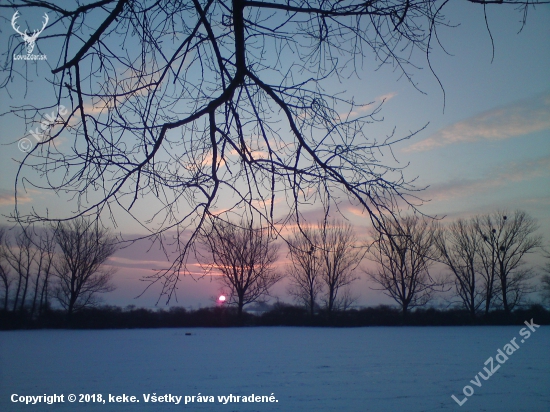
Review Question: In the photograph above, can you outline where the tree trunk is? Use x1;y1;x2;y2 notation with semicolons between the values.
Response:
30;272;41;318
501;277;510;315
0;274;8;311
39;274;49;315
327;286;335;314
237;294;244;318
12;272;22;312
67;291;78;322
402;303;408;319
484;289;491;315
309;289;315;317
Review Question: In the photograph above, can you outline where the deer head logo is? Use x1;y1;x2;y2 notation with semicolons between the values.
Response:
11;11;49;54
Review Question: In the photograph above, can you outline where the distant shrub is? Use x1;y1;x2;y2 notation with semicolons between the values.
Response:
1;303;548;330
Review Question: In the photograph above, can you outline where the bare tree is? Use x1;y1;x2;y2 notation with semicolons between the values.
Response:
435;219;486;318
199;218;281;317
367;214;442;318
31;228;56;316
1;0;543;302
2;227;38;312
53;218;117;318
0;225;56;316
472;219;499;315
286;225;323;316
318;220;363;313
475;210;542;315
0;227;12;311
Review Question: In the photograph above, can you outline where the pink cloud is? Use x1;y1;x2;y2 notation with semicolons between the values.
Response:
0;188;32;206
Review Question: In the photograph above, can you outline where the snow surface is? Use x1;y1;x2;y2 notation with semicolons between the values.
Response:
1;326;549;411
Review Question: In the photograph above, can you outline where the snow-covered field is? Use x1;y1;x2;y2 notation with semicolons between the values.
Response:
1;326;549;411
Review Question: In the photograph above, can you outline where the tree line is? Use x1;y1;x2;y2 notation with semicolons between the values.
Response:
2;303;550;330
1;209;549;328
368;210;546;319
197;209;548;320
0;218;117;321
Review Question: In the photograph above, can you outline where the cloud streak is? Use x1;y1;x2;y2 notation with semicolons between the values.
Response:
423;155;550;202
340;91;397;120
0;188;31;206
405;92;550;152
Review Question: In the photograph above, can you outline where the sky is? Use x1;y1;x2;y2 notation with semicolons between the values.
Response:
0;2;549;310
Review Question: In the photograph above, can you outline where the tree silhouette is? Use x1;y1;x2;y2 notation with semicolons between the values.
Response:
53;218;117;319
32;227;56;316
435;218;487;318
1;0;544;302
0;227;12;311
367;214;443;318
0;225;56;316
475;210;542;315
317;220;363;313
1;227;38;312
198;218;281;317
287;220;362;314
287;225;323;316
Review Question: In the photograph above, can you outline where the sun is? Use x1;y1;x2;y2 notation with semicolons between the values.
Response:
218;295;226;303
